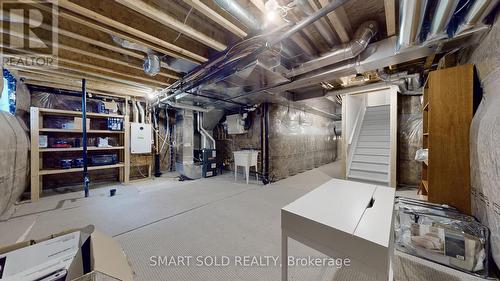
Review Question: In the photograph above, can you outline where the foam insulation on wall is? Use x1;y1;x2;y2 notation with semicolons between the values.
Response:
397;95;423;186
0;112;29;215
269;104;337;180
470;67;500;267
463;15;500;268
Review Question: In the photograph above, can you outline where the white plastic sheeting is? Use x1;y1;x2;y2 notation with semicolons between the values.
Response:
0;112;29;215
470;67;500;267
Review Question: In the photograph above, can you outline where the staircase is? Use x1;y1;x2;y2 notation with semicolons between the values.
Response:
348;105;390;185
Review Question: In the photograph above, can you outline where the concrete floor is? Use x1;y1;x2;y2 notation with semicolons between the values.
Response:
0;161;490;280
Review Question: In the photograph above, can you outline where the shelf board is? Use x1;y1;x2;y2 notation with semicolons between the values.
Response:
40;163;125;175
40;146;124;152
39;128;124;134
37;108;125;119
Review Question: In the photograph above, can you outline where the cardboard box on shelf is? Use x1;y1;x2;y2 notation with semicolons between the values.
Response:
74;117;91;130
0;225;134;281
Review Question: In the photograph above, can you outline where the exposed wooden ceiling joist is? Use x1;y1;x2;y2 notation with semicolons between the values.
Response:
384;0;396;36
2;50;168;89
249;0;266;13
24;80;145;98
15;68;153;94
316;0;352;43
182;0;247;38
9;65;156;92
114;0;226;51
19;73;148;96
0;26;179;80
48;0;208;63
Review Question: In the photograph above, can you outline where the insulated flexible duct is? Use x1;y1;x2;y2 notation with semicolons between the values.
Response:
286;21;378;77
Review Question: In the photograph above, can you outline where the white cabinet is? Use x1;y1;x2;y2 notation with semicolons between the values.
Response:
130;123;152;154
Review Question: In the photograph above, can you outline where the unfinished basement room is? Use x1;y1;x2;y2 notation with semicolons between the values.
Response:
0;0;499;280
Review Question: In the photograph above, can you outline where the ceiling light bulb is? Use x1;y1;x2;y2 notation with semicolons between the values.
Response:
146;91;156;100
266;10;276;22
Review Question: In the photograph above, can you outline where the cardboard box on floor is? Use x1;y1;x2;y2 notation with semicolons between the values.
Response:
0;225;134;281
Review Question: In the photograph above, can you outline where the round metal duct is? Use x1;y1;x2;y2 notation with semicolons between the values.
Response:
144;54;161;76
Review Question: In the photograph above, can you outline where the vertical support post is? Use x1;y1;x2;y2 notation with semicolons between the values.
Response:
263;102;270;184
30;107;40;201
82;79;90;197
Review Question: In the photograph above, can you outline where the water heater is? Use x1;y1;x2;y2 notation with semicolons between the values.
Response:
131;122;152;154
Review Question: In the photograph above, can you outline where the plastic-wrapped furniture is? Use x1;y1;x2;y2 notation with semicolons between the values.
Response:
233;150;259;184
394;197;490;277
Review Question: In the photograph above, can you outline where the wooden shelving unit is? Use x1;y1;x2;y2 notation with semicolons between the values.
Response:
30;106;130;201
419;64;475;214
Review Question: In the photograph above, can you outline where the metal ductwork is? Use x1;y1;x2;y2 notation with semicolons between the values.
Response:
144;54;161;76
456;0;498;35
213;0;262;30
286;21;378;77
268;28;487;94
198;112;216;149
136;101;145;123
166;101;212;112
112;35;150;53
132;101;139;123
296;0;338;46
427;0;460;41
397;0;426;50
267;0;350;46
154;0;351;107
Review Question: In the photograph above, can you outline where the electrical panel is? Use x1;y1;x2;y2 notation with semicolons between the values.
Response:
131;123;152;154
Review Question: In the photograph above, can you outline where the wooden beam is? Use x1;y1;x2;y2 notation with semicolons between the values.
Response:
2;50;168;88
0;26;179;80
9;65;156;91
24;80;145;97
17;70;152;94
316;0;352;43
114;0;226;50
384;0;397;36
47;0;208;63
182;0;247;38
249;0;266;13
19;73;148;96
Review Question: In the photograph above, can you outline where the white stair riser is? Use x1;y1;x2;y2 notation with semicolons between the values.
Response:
366;105;390;112
353;155;389;164
351;162;389;173
356;148;390;156
357;142;390;149
360;131;390;136
359;135;390;142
